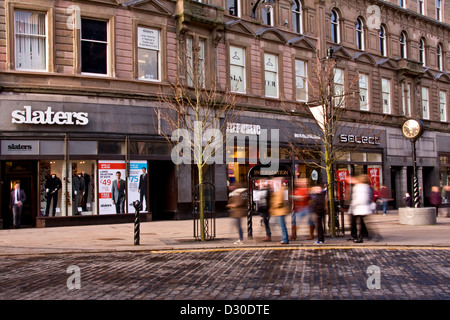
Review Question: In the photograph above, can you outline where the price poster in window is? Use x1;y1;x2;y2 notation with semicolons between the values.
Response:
98;160;126;214
127;161;147;213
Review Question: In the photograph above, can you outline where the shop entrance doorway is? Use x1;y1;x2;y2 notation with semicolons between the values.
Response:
1;161;38;228
149;160;176;220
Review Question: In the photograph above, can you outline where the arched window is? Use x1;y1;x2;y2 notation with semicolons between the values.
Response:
437;43;443;71
400;31;407;59
379;25;386;56
356;18;364;50
261;0;274;26
292;0;303;34
419;38;426;66
331;10;340;44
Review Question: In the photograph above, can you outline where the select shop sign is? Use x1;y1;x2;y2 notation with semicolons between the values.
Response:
11;106;89;126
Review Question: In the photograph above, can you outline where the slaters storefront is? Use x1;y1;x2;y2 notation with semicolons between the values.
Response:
0;95;175;228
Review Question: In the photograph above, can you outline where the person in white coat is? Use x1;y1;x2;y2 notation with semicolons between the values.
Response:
348;175;373;243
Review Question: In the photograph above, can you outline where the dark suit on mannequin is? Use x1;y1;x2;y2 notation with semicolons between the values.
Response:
112;172;126;213
138;167;148;211
72;174;85;215
45;174;62;216
10;184;26;228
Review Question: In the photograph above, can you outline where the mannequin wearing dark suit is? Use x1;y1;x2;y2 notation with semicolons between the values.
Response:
112;171;126;213
138;167;148;211
72;173;85;215
9;183;26;228
45;174;62;216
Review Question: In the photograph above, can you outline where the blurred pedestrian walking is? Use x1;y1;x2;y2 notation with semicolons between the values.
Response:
269;177;289;244
291;178;314;241
256;181;272;242
379;185;392;215
311;186;325;244
227;182;247;244
348;175;373;243
430;186;442;217
9;182;26;228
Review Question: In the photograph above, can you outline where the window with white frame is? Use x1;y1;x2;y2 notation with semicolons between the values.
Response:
422;87;430;119
419;38;426;66
436;0;442;21
401;82;412;116
418;0;424;14
264;53;278;98
331;10;340;44
295;59;307;101
227;0;241;17
186;37;206;88
359;73;370;111
437;43;443;71
400;31;407;59
440;90;447;122
382;78;391;114
14;10;47;71
334;68;345;107
356;18;364;50
399;0;406;9
137;27;160;81
262;3;274;26
81;18;108;75
292;0;303;34
379;25;387;57
229;45;246;93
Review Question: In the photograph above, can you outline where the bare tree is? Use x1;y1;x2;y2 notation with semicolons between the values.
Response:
286;55;387;236
156;40;240;241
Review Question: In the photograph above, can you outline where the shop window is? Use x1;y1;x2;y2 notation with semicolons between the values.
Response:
422;87;430;120
440;91;447;122
14;10;47;71
264;53;278;98
71;161;96;215
382;78;391;114
230;45;246;93
334;68;345;107
359;73;370;111
81;18;108;75
295;59;308;102
137;27;160;81
98;141;124;155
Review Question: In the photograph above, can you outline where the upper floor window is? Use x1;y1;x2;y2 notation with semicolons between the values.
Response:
401;82;412;117
295;59;307;102
436;0;442;21
379;25;387;56
186;37;206;88
382;78;391;114
422;87;430;119
400;31;407;59
399;0;406;8
359;73;370;111
440;90;447;122
334;68;345;107
137;27;160;81
227;0;241;17
229;45;246;93
292;0;303;34
331;10;340;44
262;1;274;26
419;38;426;66
437;43;443;71
14;10;47;71
81;18;108;75
356;18;364;50
418;0;424;15
264;53;278;98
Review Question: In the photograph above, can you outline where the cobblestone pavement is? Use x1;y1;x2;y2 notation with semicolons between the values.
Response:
0;247;448;302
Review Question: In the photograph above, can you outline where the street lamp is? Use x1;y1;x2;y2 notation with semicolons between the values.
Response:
401;119;424;207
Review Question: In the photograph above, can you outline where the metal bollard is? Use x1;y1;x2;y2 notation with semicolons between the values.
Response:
133;200;141;245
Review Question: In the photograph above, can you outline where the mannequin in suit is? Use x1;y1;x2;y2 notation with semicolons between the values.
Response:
45;174;62;216
9;182;26;228
138;167;148;212
111;171;126;213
